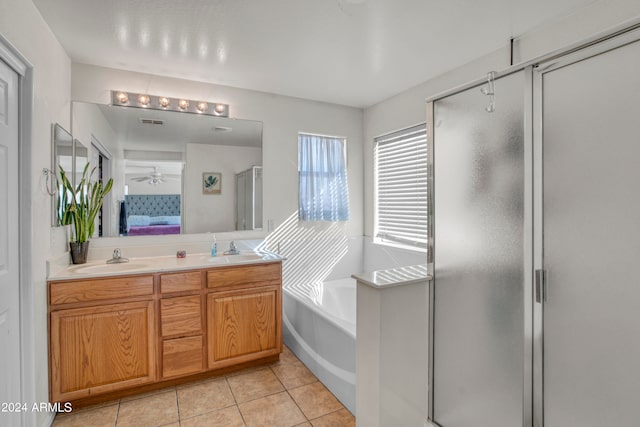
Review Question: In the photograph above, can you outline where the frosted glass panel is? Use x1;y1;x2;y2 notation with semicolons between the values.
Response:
235;166;263;230
254;168;263;229
542;38;640;427
236;171;247;230
432;71;524;427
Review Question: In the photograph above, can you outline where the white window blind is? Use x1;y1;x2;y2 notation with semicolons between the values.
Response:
374;123;428;249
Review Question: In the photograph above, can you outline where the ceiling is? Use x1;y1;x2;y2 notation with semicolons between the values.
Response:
34;0;597;107
94;104;263;152
90;104;262;176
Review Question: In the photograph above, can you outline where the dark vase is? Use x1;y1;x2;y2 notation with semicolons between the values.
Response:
69;241;90;264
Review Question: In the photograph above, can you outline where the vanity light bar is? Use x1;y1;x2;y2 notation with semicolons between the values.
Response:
110;90;229;117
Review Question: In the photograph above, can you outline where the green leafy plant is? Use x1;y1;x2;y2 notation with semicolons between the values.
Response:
56;179;73;226
58;163;114;243
204;175;218;189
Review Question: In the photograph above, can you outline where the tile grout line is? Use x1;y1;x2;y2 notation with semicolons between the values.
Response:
285;388;311;423
308;406;349;423
174;388;181;424
224;375;240;407
114;400;120;426
269;363;314;424
278;351;329;424
284;350;354;423
177;402;239;424
223;376;248;426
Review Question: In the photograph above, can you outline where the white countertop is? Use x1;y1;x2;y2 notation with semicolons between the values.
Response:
48;250;284;281
352;264;431;289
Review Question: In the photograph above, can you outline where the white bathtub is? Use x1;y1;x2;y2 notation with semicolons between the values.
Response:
282;278;356;414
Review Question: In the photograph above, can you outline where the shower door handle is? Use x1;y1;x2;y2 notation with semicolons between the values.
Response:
535;269;547;303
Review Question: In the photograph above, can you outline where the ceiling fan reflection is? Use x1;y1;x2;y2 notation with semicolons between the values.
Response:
131;167;179;186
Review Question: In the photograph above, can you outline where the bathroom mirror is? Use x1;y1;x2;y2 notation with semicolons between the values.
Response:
71;102;263;237
73;138;88;187
51;123;73;227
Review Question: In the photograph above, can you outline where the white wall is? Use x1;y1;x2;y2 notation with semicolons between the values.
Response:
71;63;364;244
0;0;71;425
363;0;640;236
184;143;261;233
126;174;181;195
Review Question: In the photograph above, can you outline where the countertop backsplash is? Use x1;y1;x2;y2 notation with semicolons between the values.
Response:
47;232;268;278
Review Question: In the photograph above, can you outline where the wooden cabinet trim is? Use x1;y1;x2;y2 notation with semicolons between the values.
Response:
50;275;154;305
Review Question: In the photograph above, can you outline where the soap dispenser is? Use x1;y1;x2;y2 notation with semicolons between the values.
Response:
211;235;217;257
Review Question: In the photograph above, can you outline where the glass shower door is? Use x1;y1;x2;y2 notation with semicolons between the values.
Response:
431;70;526;427
536;31;640;427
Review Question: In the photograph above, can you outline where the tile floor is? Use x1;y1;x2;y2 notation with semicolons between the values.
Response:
52;346;355;427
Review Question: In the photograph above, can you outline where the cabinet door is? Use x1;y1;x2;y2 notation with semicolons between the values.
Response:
50;300;156;402
207;285;281;369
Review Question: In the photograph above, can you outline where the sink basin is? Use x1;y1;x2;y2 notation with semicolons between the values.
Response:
224;253;263;262
205;252;263;264
69;261;152;275
207;256;229;264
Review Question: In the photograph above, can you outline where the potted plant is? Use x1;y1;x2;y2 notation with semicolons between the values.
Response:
59;163;114;264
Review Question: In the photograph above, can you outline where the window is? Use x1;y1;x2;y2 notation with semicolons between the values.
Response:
298;133;349;221
374;123;428;249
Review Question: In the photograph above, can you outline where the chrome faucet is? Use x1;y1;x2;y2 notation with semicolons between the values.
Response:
106;248;129;264
224;241;240;255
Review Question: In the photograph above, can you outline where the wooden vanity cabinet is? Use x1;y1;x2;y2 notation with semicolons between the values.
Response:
206;262;282;369
48;275;156;403
48;261;282;404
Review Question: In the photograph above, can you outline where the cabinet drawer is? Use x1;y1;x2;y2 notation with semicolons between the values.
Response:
162;336;203;378
50;275;154;305
207;263;281;289
161;295;202;337
160;271;201;294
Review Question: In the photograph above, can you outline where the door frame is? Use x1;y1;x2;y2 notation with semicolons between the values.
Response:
90;135;113;236
532;26;640;427
0;34;35;427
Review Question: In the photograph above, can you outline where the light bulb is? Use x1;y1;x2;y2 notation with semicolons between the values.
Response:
178;99;189;110
116;92;129;104
138;94;150;107
158;97;170;108
197;102;208;113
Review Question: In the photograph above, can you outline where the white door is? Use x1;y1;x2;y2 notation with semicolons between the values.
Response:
0;58;21;425
536;31;640;426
